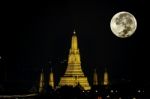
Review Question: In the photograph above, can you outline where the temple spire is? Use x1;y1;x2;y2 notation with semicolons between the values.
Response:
59;31;91;90
49;67;54;89
93;69;98;86
103;67;109;86
39;68;44;93
71;30;78;50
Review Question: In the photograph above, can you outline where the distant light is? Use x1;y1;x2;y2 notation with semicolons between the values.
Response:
0;56;1;59
119;97;122;99
82;90;85;93
132;97;136;99
87;90;90;93
95;90;98;93
106;95;110;98
115;90;118;93
98;96;102;99
110;90;114;93
137;90;141;93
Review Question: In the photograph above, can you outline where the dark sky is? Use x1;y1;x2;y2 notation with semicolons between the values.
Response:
0;0;149;89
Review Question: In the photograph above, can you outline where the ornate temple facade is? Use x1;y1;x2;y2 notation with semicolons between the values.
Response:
38;31;110;91
59;31;91;90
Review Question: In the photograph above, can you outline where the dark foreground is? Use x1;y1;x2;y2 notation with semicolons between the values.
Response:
0;85;149;99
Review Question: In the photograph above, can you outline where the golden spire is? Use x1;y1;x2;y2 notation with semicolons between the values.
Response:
103;68;109;86
93;69;98;85
49;67;54;89
69;30;80;64
59;30;91;90
39;69;44;93
71;30;78;50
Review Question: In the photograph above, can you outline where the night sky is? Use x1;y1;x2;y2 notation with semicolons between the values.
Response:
0;0;149;89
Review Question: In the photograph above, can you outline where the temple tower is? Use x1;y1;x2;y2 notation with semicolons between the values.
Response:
39;69;44;93
59;30;91;90
93;69;98;86
49;68;54;89
103;68;109;86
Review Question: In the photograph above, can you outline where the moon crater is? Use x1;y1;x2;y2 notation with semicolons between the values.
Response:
110;11;137;38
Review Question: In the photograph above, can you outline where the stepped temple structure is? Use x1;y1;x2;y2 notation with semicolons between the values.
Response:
59;31;91;90
38;31;110;91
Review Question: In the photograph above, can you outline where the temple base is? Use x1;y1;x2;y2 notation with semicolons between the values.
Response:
59;76;91;90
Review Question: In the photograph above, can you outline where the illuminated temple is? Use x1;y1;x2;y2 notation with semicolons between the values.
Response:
59;31;91;90
103;68;109;86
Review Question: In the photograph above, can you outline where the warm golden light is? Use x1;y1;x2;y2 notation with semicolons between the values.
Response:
103;68;109;85
39;70;44;93
49;69;54;89
59;31;91;90
93;69;98;85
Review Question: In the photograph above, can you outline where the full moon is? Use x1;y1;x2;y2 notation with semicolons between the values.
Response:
110;11;137;38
